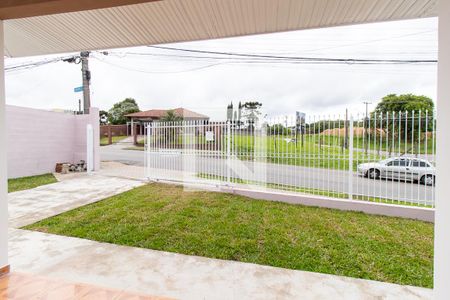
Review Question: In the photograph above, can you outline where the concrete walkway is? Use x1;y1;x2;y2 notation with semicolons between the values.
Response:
9;173;143;228
9;228;432;300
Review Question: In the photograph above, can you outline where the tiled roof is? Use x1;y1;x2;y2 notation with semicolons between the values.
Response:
125;107;209;119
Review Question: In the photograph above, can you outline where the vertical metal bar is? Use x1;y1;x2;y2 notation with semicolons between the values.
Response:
431;111;434;207
404;111;408;205
227;120;231;184
379;112;383;203
348;116;354;201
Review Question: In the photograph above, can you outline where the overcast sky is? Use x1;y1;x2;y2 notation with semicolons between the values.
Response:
4;17;437;121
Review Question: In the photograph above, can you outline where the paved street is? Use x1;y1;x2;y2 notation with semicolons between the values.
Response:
100;144;435;205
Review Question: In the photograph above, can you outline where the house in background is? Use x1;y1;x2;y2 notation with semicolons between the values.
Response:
126;107;209;135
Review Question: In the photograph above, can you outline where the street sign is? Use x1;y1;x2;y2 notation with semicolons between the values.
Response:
74;86;83;93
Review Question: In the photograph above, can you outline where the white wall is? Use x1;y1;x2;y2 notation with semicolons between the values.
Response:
6;105;100;179
434;0;450;298
0;20;8;271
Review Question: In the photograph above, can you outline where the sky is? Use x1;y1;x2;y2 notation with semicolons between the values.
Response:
4;17;438;121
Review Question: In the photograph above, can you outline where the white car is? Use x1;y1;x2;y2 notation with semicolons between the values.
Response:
357;157;435;186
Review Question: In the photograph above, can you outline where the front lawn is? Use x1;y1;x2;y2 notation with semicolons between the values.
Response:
25;183;433;288
9;173;57;193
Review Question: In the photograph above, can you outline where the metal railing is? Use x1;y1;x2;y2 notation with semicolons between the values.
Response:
145;111;436;207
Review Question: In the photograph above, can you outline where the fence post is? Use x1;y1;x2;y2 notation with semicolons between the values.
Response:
348;116;354;200
133;124;138;145
226;121;231;185
108;124;112;145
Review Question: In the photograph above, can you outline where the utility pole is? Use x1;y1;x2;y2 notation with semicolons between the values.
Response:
363;101;371;119
63;51;92;114
80;51;91;114
363;101;372;155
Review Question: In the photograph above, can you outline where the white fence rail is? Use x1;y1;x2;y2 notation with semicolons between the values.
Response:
145;111;436;207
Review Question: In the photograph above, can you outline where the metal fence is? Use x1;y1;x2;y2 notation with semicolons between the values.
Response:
145;111;436;207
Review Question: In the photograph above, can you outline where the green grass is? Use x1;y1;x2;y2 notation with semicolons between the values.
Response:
196;173;433;208
229;134;385;171
25;183;433;288
8;173;57;193
100;135;127;146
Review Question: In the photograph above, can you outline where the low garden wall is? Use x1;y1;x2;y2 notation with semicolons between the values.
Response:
6;105;100;178
100;124;128;138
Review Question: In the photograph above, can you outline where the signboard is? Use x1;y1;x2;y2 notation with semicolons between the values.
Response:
205;131;215;142
74;86;83;93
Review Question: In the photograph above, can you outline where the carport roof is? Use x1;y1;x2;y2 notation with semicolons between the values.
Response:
2;0;438;58
126;108;209;120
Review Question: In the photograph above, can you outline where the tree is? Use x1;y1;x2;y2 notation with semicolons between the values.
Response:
372;94;434;151
267;123;291;136
242;101;262;130
160;110;183;122
160;110;183;145
108;98;140;125
99;110;108;125
226;102;233;121
373;94;434;114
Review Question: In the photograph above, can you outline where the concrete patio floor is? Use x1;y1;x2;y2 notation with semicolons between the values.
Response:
7;169;433;299
9;228;432;300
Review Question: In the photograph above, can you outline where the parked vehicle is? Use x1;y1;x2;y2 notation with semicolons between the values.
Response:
357;157;435;186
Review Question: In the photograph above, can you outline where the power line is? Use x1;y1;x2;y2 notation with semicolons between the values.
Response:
147;45;437;64
5;41;438;76
108;49;437;64
5;55;72;73
298;29;437;53
93;54;225;73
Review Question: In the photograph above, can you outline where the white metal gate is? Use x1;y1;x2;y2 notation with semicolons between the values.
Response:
145;111;436;207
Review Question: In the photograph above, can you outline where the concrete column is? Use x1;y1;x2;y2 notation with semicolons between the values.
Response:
0;21;8;271
434;1;450;298
131;119;134;136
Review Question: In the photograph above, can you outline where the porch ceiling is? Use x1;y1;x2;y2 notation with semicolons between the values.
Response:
3;0;437;58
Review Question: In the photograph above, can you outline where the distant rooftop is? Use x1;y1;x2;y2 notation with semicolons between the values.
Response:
125;107;209;120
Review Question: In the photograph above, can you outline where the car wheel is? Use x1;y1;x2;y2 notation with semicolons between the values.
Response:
368;168;380;180
421;174;435;186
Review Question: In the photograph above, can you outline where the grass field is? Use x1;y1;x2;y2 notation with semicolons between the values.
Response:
25;183;433;288
231;134;383;171
145;130;435;171
8;173;57;193
100;135;127;146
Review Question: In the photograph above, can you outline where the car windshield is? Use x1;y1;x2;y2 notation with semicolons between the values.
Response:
379;159;392;165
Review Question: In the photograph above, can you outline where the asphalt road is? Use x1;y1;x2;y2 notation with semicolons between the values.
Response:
100;144;435;205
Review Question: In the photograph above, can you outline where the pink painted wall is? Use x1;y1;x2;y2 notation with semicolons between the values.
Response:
6;105;100;179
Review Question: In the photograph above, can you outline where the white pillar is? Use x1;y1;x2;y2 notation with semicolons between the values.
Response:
0;20;8;271
86;124;94;174
434;1;450;298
